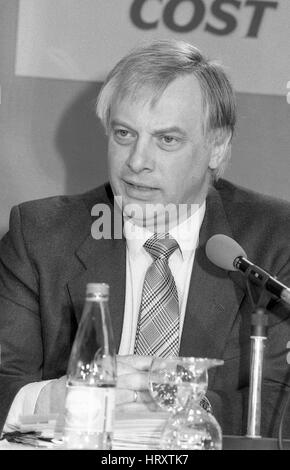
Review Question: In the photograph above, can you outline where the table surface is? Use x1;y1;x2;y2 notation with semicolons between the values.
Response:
1;435;290;450
223;435;290;450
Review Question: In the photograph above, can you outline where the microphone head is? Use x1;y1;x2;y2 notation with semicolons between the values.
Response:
205;234;247;271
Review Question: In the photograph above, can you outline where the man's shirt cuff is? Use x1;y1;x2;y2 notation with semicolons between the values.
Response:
3;380;53;432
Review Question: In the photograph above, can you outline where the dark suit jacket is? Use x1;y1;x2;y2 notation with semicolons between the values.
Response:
1;179;290;437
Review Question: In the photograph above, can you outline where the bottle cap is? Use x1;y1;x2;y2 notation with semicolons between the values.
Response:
86;283;109;297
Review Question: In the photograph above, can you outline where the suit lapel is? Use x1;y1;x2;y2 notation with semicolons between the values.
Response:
180;185;245;361
67;186;126;350
67;183;245;360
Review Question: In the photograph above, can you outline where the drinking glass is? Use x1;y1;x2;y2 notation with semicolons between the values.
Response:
149;357;197;414
149;357;224;450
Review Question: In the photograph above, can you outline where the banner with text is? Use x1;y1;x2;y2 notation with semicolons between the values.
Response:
15;0;290;95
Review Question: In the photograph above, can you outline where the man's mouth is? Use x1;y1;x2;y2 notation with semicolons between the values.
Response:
124;180;158;192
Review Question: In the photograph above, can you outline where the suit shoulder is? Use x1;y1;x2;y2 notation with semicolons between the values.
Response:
11;184;111;248
214;180;290;271
216;179;290;223
17;184;110;216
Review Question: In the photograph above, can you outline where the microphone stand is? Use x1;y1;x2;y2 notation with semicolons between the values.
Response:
246;276;268;438
246;306;268;438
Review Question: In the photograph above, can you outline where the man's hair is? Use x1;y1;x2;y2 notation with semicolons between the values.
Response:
96;39;236;178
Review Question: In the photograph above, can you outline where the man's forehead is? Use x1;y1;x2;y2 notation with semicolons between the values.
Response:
113;85;165;112
114;74;202;109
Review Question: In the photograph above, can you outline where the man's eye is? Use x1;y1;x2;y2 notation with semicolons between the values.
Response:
160;135;178;145
113;129;135;144
115;129;130;138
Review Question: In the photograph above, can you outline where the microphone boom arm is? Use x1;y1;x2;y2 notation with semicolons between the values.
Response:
234;256;290;306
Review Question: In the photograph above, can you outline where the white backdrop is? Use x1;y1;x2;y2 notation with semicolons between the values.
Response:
1;0;289;238
15;0;290;95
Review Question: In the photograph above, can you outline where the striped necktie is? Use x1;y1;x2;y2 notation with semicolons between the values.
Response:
134;233;180;358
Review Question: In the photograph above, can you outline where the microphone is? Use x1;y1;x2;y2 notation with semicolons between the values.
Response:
205;234;290;306
206;234;270;438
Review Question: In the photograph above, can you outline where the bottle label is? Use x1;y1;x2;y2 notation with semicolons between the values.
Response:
64;386;115;433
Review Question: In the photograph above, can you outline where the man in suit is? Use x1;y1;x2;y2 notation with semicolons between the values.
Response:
1;39;290;438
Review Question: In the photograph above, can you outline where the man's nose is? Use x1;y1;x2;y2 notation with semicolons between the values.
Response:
127;138;154;173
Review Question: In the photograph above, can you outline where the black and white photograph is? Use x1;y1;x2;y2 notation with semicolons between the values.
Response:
0;0;290;454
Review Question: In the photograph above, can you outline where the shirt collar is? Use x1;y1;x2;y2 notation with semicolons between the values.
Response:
124;202;206;260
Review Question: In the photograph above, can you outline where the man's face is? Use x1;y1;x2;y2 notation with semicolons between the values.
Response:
107;74;218;228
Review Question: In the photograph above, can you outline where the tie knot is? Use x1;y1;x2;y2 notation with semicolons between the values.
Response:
144;233;179;260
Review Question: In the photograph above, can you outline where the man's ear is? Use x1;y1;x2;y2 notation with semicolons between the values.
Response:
208;132;232;171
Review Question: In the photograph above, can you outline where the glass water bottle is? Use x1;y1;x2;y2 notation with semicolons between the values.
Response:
63;283;117;449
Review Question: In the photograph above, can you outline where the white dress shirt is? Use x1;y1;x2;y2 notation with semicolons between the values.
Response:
119;202;206;354
4;202;205;431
